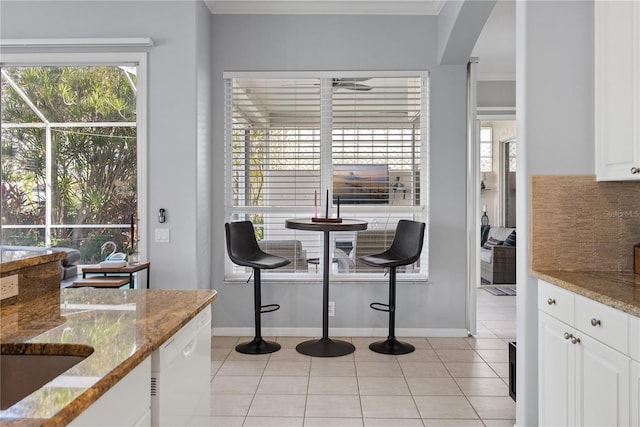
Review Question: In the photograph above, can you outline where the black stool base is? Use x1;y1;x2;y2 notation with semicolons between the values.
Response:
296;337;355;357
236;338;281;354
369;338;415;355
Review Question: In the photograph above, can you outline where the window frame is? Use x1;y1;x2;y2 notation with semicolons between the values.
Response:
480;126;493;173
0;52;148;259
223;71;430;283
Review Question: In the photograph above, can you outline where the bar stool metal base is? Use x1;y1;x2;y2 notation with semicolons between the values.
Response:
369;338;415;355
236;338;281;354
296;337;355;357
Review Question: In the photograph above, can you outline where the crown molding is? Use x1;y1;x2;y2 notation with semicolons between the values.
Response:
205;0;446;15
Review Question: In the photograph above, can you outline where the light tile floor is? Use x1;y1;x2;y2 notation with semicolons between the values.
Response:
207;289;516;427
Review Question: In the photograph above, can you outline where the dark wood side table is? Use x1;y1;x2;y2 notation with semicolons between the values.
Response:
81;262;151;289
285;218;367;357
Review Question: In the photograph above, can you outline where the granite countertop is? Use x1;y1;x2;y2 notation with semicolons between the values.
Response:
0;288;217;426
0;250;65;275
532;270;640;317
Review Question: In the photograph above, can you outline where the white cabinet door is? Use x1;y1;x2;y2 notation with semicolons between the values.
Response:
539;312;574;426
575;333;630;426
595;0;640;181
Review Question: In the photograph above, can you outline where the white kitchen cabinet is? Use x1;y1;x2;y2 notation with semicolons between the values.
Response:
539;312;630;426
631;361;640;426
539;312;573;425
595;0;640;181
539;280;636;426
576;328;630;426
69;357;151;427
631;317;640;426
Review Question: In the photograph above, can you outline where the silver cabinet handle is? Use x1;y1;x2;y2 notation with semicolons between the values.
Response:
631;167;640;174
564;332;572;340
591;318;601;327
548;298;556;305
571;336;581;345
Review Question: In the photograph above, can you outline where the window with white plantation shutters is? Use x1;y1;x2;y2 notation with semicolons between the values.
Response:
224;73;428;281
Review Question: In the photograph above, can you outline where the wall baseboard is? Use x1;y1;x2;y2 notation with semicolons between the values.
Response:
211;327;469;338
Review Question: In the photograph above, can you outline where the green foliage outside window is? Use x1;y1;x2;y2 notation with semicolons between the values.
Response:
1;66;138;262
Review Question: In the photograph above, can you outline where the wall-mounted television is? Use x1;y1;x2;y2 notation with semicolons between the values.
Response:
333;164;389;205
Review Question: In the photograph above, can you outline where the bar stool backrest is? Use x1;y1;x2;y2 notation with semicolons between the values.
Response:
225;221;262;267
386;219;425;266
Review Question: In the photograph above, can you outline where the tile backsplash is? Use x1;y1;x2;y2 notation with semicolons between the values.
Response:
530;175;640;272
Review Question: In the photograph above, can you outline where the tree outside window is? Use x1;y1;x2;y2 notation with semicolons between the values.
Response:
1;66;138;262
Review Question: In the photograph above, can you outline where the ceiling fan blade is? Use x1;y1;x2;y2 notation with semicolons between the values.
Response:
333;78;372;91
344;83;372;91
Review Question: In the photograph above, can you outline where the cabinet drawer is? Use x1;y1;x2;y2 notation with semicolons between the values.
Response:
575;295;628;353
630;315;640;362
538;280;574;324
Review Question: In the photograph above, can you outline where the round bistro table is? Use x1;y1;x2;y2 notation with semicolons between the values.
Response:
285;218;368;357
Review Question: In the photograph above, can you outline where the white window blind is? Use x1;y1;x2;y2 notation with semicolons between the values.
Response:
224;73;428;281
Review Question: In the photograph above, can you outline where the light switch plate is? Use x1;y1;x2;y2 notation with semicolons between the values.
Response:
155;228;170;243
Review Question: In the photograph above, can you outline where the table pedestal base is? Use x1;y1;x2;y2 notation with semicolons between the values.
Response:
296;337;355;357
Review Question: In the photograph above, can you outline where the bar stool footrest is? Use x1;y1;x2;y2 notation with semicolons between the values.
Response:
260;303;280;313
370;302;390;312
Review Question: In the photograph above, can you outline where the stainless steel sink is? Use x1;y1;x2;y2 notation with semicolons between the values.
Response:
0;343;94;409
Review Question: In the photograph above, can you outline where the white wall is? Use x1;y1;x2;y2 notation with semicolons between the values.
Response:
516;1;595;425
210;14;471;333
0;1;212;291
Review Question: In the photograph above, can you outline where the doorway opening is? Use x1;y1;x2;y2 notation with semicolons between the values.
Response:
476;118;517;340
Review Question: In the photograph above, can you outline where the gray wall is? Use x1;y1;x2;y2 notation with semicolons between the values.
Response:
196;0;214;290
478;80;516;109
516;1;595;424
0;1;212;291
211;14;470;332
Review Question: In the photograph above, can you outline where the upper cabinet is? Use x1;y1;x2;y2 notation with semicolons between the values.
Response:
595;1;640;181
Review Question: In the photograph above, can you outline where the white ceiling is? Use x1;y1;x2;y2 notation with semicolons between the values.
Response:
205;0;515;81
471;0;515;81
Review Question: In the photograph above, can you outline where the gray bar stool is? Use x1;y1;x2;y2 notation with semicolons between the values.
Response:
360;220;425;355
225;221;291;354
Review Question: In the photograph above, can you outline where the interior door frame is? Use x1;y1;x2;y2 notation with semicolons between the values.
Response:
501;137;517;227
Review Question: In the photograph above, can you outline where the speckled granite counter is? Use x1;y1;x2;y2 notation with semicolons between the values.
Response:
532;270;640;317
1;250;65;308
0;288;217;426
0;250;64;274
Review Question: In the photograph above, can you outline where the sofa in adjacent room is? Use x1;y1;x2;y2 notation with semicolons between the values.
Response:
480;226;516;285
